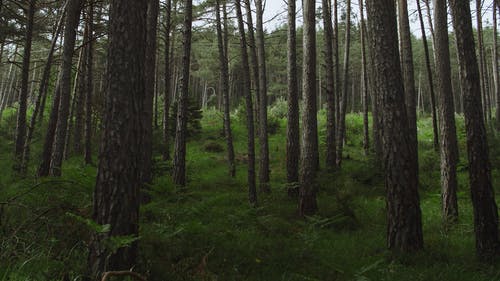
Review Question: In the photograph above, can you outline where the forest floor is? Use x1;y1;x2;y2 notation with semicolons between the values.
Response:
2;107;500;281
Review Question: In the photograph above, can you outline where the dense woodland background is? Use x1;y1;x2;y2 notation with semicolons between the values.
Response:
0;0;500;280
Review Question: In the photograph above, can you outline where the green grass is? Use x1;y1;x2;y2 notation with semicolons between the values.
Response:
1;109;500;280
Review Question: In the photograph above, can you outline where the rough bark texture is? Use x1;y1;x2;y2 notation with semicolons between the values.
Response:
162;0;172;161
476;0;488;122
49;0;83;176
14;0;35;173
493;0;500;131
87;0;147;278
172;0;193;186
416;0;439;152
397;0;419;174
360;0;369;155
84;2;94;165
366;0;423;253
433;0;459;223
73;37;87;156
255;0;270;193
243;0;260;131
323;0;337;168
336;0;350;167
286;0;300;186
299;0;319;216
38;80;61;177
449;0;500;261
235;0;257;205
142;0;159;184
215;0;235;178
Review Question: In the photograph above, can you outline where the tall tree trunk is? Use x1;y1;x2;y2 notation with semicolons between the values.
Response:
14;0;35;173
244;0;260;130
38;81;61;177
494;0;500;131
71;42;87;157
434;0;459;223
87;0;147;278
142;0;159;184
172;0;193;186
215;0;235;178
49;0;83;176
255;0;270;193
286;0;300;187
323;0;337;168
333;0;340;133
162;0;173;161
360;0;369;155
416;0;439;151
398;0;419;179
476;0;488;122
449;0;500;261
235;0;257;205
84;1;94;165
299;0;319;216
336;0;351;167
366;0;423;253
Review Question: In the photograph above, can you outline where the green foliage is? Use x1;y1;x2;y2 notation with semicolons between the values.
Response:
169;97;203;138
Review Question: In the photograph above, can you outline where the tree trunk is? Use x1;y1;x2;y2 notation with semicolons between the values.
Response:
366;0;423;253
286;0;300;187
49;0;83;176
235;0;257;205
14;0;35;173
476;0;488;123
87;0;147;278
38;81;61;177
336;0;351;167
449;0;500;261
142;0;159;184
172;0;193;186
84;1;94;165
434;0;459;223
216;0;235;178
244;0;260;130
360;0;369;155
494;0;500;131
71;44;87;157
299;0;319;216
255;0;270;193
162;0;172;161
398;0;419;177
416;0;439;152
323;0;337;168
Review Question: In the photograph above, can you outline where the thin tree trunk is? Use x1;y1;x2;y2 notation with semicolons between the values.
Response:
14;0;35;173
84;1;94;165
255;0;270;193
476;0;488;123
235;0;257;205
215;0;235;178
416;0;439;151
336;0;351;167
162;0;173;161
299;0;319;216
494;0;500;131
172;0;193;186
49;0;83;176
244;0;260;130
69;44;86;158
360;0;369;155
286;0;300;188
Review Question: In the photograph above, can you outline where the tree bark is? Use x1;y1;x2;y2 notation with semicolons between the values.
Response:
49;0;83;176
162;0;172;161
215;0;236;178
360;0;369;155
323;0;337;168
172;0;193;186
87;0;147;278
142;0;159;184
84;1;94;165
243;0;260;130
449;0;500;261
14;0;35;173
235;0;257;205
286;0;300;186
336;0;351;167
494;0;500;131
434;0;459;223
366;0;423;253
299;0;319;216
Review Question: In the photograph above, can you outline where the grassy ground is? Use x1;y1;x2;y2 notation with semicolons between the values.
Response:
1;108;500;280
